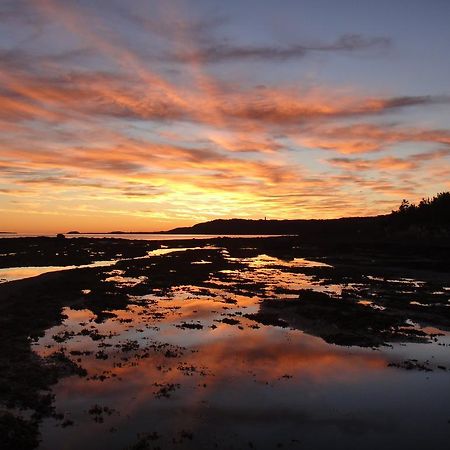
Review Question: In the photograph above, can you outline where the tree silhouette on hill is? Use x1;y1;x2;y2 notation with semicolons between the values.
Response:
392;192;450;225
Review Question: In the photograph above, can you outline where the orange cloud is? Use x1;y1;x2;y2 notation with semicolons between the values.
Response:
0;1;449;232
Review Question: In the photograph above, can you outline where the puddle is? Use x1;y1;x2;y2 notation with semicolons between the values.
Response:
0;260;117;283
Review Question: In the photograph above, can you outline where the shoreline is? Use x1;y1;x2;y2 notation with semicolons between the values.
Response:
1;235;449;449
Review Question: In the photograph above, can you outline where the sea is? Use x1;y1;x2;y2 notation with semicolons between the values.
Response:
0;233;279;240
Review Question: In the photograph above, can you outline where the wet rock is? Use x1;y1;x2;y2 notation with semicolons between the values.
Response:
216;317;241;326
0;412;39;450
388;359;433;372
153;383;181;398
175;322;204;330
247;289;434;347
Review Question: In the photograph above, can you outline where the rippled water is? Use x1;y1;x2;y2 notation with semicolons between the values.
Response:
28;251;450;450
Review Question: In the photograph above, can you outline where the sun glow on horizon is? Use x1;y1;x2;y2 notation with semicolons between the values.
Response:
1;0;450;233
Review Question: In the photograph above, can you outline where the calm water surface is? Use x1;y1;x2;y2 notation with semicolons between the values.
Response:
28;251;450;450
0;233;280;240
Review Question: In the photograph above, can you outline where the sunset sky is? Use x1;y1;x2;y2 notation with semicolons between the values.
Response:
1;0;450;233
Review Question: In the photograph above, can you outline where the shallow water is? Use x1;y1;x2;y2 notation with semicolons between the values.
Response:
0;247;218;283
29;252;450;450
0;260;117;283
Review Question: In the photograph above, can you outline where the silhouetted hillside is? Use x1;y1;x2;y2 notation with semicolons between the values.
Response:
167;192;450;243
168;216;386;237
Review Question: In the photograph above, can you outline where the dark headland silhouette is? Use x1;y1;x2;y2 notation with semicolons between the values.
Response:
166;192;450;241
52;192;450;243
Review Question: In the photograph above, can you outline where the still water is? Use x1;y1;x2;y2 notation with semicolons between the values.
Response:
28;250;450;450
0;233;279;240
0;260;117;283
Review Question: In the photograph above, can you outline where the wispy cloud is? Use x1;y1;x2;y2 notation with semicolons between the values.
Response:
168;34;391;63
0;0;449;231
327;149;450;171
